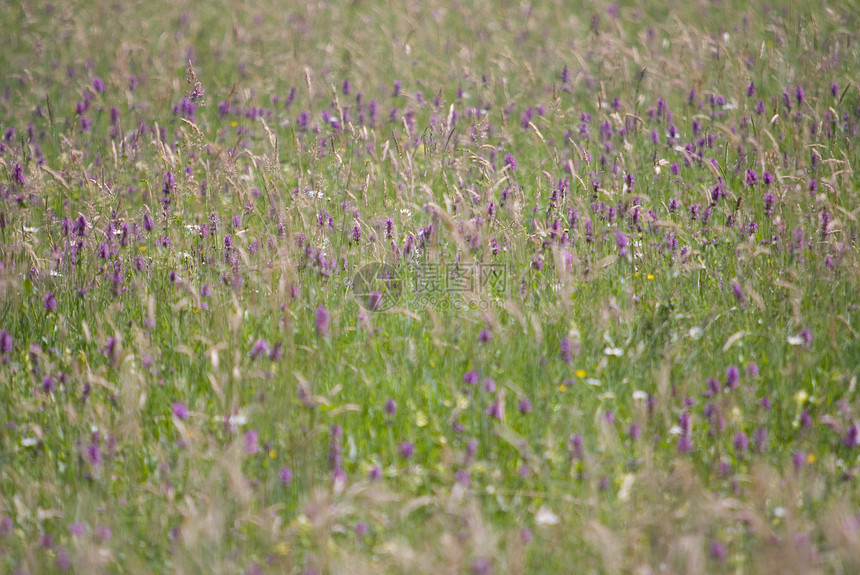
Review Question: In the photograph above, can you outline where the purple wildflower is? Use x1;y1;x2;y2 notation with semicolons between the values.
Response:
0;330;10;354
399;441;415;459
172;402;188;420
384;398;397;416
44;292;57;313
354;522;369;538
706;378;721;396
709;540;727;562
485;401;501;419
249;339;268;359
96;525;112;541
463;370;479;385
243;430;259;454
792;451;806;471
745;169;758;186
560;336;573;364
279;467;293;487
733;432;749;452
725;365;740;390
483;377;496;393
763;192;775;216
315;305;330;337
367;291;383;311
103;337;118;364
12;163;25;186
845;424;859;448
614;230;629;256
471;557;493;575
731;281;747;305
86;438;102;467
56;547;72;571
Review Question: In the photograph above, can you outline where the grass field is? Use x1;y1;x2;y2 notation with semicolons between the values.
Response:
1;0;860;573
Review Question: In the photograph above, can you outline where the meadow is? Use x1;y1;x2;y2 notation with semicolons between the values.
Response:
1;0;860;573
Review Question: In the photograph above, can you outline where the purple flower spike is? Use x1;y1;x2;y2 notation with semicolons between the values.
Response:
0;330;11;354
483;377;496;393
172;402;189;420
731;281;747;305
745;169;758;187
614;230;629;256
249;339;269;359
471;557;492;575
709;540;727;562
792;451;805;471
629;423;641;441
96;526;112;541
725;365;740;390
560;336;573;364
845;424;859;448
279;467;293;487
56;547;72;571
44;292;57;313
315;305;330;337
243;430;259;455
384;398;397;416
398;441;414;459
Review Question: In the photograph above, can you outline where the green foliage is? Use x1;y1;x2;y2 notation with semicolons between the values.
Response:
1;0;859;573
